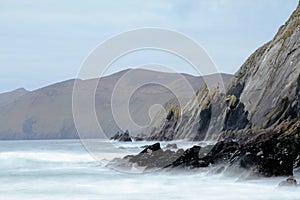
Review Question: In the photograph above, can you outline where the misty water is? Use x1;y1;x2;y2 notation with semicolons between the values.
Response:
0;140;299;200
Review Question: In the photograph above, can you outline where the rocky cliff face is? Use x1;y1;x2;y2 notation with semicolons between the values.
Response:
148;84;225;141
149;2;300;141
226;3;300;130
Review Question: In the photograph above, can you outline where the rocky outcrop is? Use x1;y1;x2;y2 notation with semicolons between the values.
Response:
148;84;224;141
229;119;300;177
110;130;132;142
117;120;299;176
122;143;185;170
115;140;238;172
148;2;300;142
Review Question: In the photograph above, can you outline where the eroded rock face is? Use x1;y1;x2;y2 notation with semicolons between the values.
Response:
226;3;300;130
147;2;300;141
148;85;221;141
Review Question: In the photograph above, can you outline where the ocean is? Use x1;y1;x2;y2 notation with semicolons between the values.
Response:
0;139;299;200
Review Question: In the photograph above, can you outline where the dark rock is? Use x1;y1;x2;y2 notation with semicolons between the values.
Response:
167;145;208;168
110;130;132;142
115;121;300;177
126;143;181;169
140;143;161;154
198;144;215;158
194;104;212;141
227;121;300;177
204;140;240;165
222;97;249;131
109;132;120;140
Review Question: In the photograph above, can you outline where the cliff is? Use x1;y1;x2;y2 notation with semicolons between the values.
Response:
149;1;300;141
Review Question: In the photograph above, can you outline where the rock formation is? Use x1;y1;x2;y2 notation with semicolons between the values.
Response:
118;2;300;177
149;1;300;143
110;130;132;142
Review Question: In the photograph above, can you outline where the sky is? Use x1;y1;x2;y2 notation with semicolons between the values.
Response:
0;0;298;92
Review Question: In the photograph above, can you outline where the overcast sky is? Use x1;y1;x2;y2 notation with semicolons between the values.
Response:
0;0;298;92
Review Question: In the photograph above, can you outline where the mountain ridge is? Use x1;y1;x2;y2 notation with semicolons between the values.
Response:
0;69;232;140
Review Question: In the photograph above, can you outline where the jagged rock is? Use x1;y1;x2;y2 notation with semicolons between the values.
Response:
278;176;298;187
204;140;240;165
110;130;132;142
119;143;207;170
223;99;249;131
226;120;300;177
117;122;300;176
148;84;217;141
167;146;207;168
140;143;161;154
109;132;120;140
118;140;239;171
124;143;184;169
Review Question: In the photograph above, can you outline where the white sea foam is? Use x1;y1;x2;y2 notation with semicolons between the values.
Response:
0;152;94;162
0;140;299;200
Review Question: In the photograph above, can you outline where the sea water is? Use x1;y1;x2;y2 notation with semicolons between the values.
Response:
0;140;299;200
